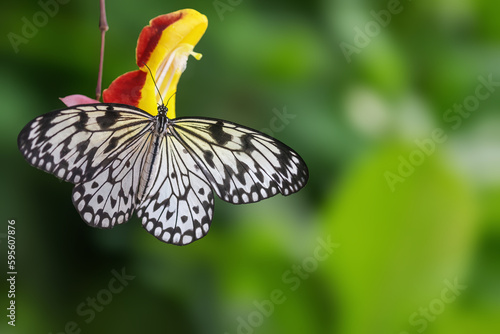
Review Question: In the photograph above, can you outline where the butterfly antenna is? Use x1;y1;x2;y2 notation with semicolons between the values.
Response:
166;92;176;108
142;62;164;106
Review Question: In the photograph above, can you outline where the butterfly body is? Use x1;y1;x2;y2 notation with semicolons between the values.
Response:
18;103;308;245
138;107;167;202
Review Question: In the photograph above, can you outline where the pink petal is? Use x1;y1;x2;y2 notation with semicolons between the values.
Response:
60;94;100;107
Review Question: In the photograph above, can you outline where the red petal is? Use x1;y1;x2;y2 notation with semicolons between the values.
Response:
102;70;147;107
136;12;184;67
60;94;100;107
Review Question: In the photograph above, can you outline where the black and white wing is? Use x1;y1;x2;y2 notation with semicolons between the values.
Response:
170;117;309;204
136;134;214;245
18;103;153;228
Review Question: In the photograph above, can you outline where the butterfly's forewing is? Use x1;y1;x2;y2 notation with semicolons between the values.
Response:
18;104;154;228
18;104;153;183
170;118;309;204
136;134;214;245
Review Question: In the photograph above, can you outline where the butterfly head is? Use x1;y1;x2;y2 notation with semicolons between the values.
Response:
157;104;168;115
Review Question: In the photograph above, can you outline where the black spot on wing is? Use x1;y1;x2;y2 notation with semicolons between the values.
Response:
75;112;89;130
59;137;72;157
119;188;129;205
76;140;89;154
110;197;117;208
104;136;119;154
241;133;255;152
234;162;250;185
204;150;215;169
42;143;52;153
96;109;120;129
209;120;232;145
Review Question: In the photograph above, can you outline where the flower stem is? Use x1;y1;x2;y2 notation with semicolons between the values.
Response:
96;0;109;101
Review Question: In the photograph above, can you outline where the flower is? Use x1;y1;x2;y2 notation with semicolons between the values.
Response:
60;94;100;106
62;9;208;119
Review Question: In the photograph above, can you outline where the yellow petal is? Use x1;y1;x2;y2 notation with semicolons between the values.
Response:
136;9;208;117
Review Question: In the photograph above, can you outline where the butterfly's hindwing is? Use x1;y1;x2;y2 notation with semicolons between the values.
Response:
136;134;214;245
71;130;153;228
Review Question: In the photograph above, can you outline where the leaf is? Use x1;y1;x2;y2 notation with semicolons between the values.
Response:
321;145;478;333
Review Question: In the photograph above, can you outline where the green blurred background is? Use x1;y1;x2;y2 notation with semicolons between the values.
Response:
1;0;499;333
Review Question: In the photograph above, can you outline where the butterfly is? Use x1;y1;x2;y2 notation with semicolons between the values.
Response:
17;103;308;245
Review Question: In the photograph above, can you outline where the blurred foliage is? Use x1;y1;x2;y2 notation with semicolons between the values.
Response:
1;0;499;333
